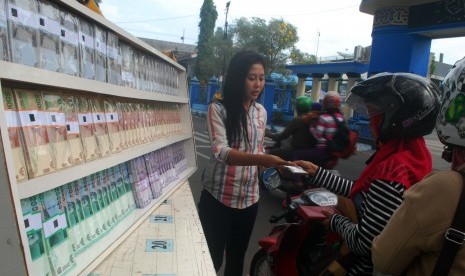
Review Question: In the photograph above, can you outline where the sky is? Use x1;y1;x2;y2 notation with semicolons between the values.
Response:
100;0;465;65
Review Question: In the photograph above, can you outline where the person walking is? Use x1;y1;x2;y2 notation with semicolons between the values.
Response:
198;50;292;276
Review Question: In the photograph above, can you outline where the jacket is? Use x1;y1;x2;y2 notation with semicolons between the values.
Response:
372;170;465;275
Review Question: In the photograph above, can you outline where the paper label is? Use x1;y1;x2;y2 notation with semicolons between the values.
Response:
43;213;67;238
38;16;60;36
24;212;42;231
80;31;94;49
18;110;41;127
78;112;93;125
105;112;118;123
66;121;80;135
92;112;105;124
4;110;20;127
45;112;66;126
8;4;38;28
60;27;79;46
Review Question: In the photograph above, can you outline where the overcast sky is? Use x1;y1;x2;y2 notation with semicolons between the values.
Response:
100;0;465;65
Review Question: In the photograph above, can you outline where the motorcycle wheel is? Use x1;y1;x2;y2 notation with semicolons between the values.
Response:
250;249;274;276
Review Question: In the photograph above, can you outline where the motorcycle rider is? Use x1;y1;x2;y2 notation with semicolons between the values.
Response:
292;91;344;166
372;57;465;275
265;96;319;160
295;72;441;275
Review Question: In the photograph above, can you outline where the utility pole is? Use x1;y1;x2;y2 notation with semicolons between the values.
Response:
315;31;320;63
221;1;231;83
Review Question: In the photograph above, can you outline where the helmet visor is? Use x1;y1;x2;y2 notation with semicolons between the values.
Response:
346;93;385;118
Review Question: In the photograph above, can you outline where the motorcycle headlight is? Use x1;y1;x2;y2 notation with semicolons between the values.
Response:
309;191;338;206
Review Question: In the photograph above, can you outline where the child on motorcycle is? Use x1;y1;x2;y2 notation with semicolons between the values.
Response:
372;57;465;275
265;96;320;160
295;72;441;275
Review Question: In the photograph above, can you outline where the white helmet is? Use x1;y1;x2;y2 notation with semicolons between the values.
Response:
436;57;465;148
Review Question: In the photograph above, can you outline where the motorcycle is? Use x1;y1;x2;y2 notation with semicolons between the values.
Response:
251;167;344;276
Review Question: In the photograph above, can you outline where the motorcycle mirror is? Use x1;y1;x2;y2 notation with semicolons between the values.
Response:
261;167;282;190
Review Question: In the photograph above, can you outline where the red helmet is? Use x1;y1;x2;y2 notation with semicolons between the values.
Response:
323;91;341;110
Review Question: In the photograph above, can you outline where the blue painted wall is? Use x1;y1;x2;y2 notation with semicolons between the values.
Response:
369;25;431;76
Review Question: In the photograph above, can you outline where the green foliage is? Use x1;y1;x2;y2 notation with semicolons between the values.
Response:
290;48;317;65
196;0;218;82
230;17;299;75
211;27;234;78
429;53;436;76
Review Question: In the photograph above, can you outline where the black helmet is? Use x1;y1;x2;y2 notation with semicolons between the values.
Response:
347;72;440;142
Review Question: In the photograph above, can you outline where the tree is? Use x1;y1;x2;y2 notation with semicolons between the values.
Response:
231;17;299;75
211;27;234;79
290;47;317;65
196;0;218;82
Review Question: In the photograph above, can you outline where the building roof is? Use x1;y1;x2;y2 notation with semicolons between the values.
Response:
138;37;197;61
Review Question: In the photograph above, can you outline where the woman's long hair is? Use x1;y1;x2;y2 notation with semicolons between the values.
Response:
221;51;265;147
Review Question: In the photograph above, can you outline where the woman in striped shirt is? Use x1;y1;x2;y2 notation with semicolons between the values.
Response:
198;51;292;276
295;73;441;275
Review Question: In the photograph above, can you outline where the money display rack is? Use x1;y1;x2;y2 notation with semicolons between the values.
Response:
0;0;203;275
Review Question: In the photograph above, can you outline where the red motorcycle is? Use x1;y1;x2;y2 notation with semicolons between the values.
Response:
250;168;344;276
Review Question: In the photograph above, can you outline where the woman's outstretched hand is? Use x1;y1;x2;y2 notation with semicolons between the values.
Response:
293;160;319;177
263;154;294;169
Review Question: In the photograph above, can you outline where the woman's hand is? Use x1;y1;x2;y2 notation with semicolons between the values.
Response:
293;160;319;176
262;154;293;169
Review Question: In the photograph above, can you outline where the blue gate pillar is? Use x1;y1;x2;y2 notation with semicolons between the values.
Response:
368;7;431;76
189;76;200;109
207;76;220;103
259;78;277;121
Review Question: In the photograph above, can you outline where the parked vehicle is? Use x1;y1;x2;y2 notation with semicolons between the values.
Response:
251;168;343;276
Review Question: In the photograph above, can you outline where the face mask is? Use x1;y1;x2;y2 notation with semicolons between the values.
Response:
369;113;383;139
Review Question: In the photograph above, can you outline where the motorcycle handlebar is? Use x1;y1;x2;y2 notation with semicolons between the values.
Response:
269;209;291;223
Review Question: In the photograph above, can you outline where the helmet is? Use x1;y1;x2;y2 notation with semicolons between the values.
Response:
295;96;312;114
436;57;465;148
348;72;440;142
323;91;341;110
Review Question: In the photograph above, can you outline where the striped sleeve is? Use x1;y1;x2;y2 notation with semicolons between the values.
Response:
330;179;406;256
311;167;354;197
206;102;232;163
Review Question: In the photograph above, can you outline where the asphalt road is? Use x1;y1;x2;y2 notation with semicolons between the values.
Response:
187;115;450;276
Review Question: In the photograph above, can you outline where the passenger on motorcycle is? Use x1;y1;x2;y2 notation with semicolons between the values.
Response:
291;91;344;167
372;57;465;275
295;72;441;275
265;96;320;160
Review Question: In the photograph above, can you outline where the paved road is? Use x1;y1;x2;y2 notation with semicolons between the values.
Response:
187;115;450;275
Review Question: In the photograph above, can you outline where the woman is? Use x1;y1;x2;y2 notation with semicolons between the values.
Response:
372;57;465;276
198;50;291;276
295;72;441;275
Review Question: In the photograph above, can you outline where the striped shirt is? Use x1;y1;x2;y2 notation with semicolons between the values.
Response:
311;168;406;275
202;101;266;209
311;112;344;148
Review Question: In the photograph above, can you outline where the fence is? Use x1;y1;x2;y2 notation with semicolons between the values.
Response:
188;77;374;141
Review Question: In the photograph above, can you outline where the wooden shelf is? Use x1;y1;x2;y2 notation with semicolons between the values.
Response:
17;133;193;199
0;1;199;275
57;0;186;71
0;61;188;103
74;167;196;276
